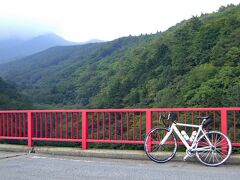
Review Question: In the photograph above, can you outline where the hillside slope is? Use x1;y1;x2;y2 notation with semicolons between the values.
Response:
0;4;239;109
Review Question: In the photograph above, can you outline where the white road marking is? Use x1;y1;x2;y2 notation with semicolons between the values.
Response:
31;155;95;163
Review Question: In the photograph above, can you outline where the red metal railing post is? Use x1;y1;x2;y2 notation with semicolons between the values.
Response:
82;111;88;150
146;109;152;151
221;108;228;135
220;108;228;154
146;110;152;134
27;111;33;147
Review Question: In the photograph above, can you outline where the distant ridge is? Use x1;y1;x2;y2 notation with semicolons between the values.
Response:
83;39;105;44
0;33;103;64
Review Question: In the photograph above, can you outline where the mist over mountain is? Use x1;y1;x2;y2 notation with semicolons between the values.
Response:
0;33;79;63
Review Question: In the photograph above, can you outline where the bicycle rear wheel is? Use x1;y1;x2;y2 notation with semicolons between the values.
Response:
196;131;232;166
144;127;177;163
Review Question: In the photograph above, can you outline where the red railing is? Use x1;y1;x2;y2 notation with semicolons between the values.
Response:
0;108;239;149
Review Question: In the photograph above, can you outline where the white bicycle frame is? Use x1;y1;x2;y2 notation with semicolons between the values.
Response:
161;122;213;152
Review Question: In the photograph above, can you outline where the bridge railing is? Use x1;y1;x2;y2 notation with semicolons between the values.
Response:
0;108;239;149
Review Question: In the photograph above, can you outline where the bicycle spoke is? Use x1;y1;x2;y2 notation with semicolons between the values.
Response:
214;152;221;163
213;152;222;164
217;151;224;159
215;138;226;146
211;134;214;145
215;135;222;145
215;150;225;160
210;152;214;163
216;149;227;157
212;152;215;164
199;152;207;160
156;133;161;141
201;151;210;160
196;131;231;166
152;145;160;152
217;145;228;152
216;142;229;148
203;151;211;162
144;128;177;163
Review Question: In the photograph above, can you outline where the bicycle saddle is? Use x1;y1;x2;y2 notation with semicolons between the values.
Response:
197;116;210;119
199;116;212;128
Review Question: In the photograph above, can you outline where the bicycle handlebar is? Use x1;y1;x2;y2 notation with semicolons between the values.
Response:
159;112;176;124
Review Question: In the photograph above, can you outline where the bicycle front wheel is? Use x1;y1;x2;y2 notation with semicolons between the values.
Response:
144;127;177;163
196;131;232;166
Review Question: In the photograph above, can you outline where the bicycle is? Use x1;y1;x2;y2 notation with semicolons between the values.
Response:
144;113;232;166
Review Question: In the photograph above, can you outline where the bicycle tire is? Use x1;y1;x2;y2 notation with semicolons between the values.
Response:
144;127;177;163
196;131;232;167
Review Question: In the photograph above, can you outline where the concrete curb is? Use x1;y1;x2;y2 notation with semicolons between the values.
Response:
0;144;239;165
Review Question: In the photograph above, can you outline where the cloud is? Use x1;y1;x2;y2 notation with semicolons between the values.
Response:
0;17;58;40
0;0;239;41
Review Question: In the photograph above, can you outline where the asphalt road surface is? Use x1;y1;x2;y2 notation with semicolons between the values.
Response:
0;152;239;180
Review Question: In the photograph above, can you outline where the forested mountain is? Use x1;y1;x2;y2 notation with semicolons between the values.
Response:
0;35;153;108
0;33;77;63
0;4;239;109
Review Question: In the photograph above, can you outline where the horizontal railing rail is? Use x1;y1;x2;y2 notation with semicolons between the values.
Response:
0;108;239;149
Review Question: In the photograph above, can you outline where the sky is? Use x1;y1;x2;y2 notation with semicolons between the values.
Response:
0;0;239;42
